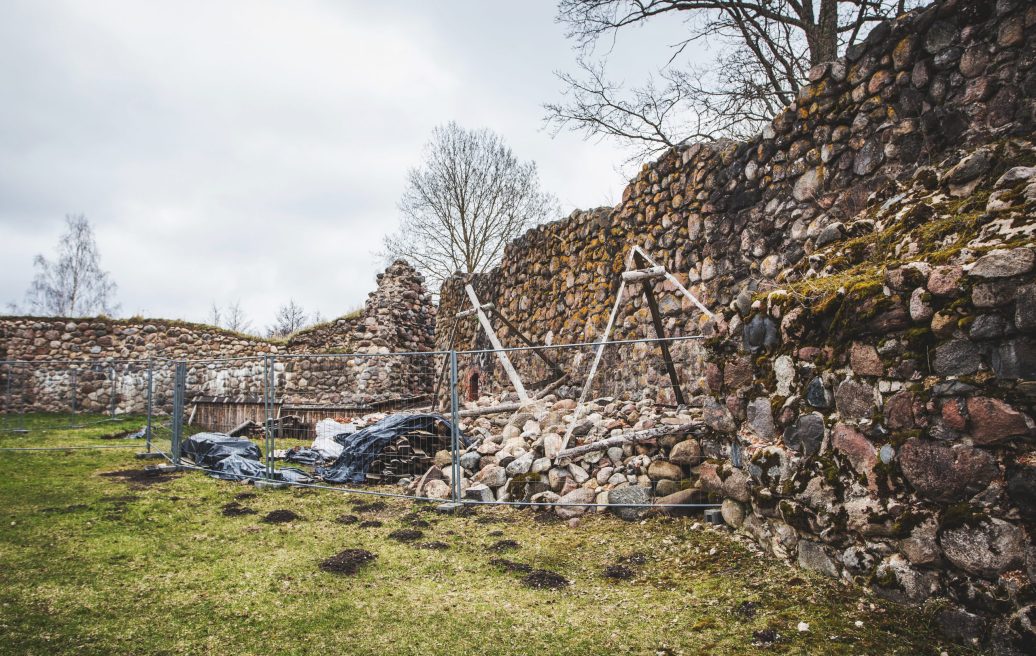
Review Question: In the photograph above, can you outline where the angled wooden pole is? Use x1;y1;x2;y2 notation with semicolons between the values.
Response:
464;284;529;404
633;251;686;406
486;306;563;377
631;245;715;319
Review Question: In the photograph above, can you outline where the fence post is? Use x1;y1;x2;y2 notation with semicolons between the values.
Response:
265;355;276;480
145;358;154;453
171;361;186;466
70;368;77;428
449;350;462;504
109;365;117;419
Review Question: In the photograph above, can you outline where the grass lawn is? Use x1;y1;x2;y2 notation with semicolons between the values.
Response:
0;418;974;655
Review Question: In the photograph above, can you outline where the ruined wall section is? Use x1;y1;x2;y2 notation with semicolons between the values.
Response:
438;0;1036;648
440;0;1036;353
0;260;437;412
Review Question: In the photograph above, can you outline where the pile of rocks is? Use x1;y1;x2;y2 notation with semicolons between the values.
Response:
408;392;710;521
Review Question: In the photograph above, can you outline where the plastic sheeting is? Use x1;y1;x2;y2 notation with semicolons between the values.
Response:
206;454;312;483
317;413;464;485
181;433;262;467
181;431;311;484
312;419;356;459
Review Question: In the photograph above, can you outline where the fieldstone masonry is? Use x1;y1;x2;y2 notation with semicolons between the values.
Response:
439;0;1036;650
0;260;436;413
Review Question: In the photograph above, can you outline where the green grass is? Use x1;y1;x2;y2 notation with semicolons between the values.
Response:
0;418;974;656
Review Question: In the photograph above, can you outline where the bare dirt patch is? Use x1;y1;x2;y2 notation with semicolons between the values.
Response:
733;601;759;620
521;569;569;590
489;558;532;574
388;529;423;542
261;510;301;524
417;541;449;550
100;468;178;488
352;501;387;513
222;502;257;517
336;514;359;524
603;564;635;580
488;539;520;552
359;520;383;528
319;549;377;575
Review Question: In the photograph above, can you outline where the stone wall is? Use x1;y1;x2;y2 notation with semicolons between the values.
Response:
0;259;436;413
438;0;1036;649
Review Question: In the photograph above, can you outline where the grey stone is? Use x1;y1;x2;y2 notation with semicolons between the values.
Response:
606;446;624;464
909;287;934;321
935;607;986;645
1017;285;1036;332
473;464;507;488
805;376;832;408
943;149;992;186
608;485;651;521
459;450;482;472
941;518;1026;578
798;540;839;578
773;355;795;396
815;222;844;247
972;280;1017;307
933;339;981;376
463;484;494;503
668;439;702;466
783;413;825;457
834;379;876;421
993;338;1036;379
900;518;940;566
743;314;779;353
793;167;824;202
969;314;1007;340
874;554;940;603
853;138;884;176
924;20;957;53
899;439;997;502
969;248;1034;278
746;398;776;440
703;397;737;433
555;487;596;520
505;452;535;477
720;498;745;528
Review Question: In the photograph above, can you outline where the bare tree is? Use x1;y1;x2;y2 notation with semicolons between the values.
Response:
547;0;922;159
206;299;254;334
19;214;119;317
207;302;222;328
224;300;253;334
382;122;559;291
266;299;310;338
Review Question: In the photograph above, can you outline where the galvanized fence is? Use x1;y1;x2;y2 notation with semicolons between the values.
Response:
0;358;155;452
1;336;721;516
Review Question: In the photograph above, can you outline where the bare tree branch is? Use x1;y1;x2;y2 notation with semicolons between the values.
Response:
548;0;924;160
18;214;120;317
382;122;559;292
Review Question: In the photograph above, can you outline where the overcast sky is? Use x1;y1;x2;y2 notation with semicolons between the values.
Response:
0;0;693;330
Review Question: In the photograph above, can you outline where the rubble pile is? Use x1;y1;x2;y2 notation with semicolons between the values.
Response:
407;391;711;520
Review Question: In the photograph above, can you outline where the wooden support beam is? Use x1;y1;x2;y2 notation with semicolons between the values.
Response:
631;245;715;319
465;284;528;403
486;306;563;376
458;402;521;418
556;422;704;460
634;252;686;407
621;266;666;282
455;303;495;319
